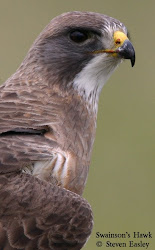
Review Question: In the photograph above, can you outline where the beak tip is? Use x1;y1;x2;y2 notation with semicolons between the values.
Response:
131;56;135;67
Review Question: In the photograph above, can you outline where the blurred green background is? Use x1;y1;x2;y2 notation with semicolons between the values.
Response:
0;1;154;249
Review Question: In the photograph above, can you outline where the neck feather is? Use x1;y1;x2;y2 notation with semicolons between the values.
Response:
73;54;120;113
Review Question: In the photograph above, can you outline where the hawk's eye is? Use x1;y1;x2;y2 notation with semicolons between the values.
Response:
69;30;89;43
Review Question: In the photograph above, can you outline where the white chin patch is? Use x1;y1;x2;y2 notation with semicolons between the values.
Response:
73;54;121;112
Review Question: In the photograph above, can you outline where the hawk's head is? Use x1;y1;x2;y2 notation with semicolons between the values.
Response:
21;11;135;112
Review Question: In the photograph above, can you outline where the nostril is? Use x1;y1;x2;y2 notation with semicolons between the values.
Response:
115;38;121;45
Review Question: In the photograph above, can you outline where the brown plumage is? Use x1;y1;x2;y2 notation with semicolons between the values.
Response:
0;11;135;249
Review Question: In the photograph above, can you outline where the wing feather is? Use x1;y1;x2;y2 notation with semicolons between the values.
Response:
0;173;93;249
0;80;65;172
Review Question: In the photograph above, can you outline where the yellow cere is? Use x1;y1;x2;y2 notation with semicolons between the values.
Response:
113;31;129;48
92;31;129;56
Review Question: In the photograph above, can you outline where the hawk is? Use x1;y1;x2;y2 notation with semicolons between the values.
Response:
0;11;135;250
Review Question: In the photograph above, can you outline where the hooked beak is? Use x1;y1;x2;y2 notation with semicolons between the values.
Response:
92;31;135;67
116;39;135;67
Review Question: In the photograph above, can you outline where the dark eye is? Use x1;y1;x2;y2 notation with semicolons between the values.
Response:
69;30;89;43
